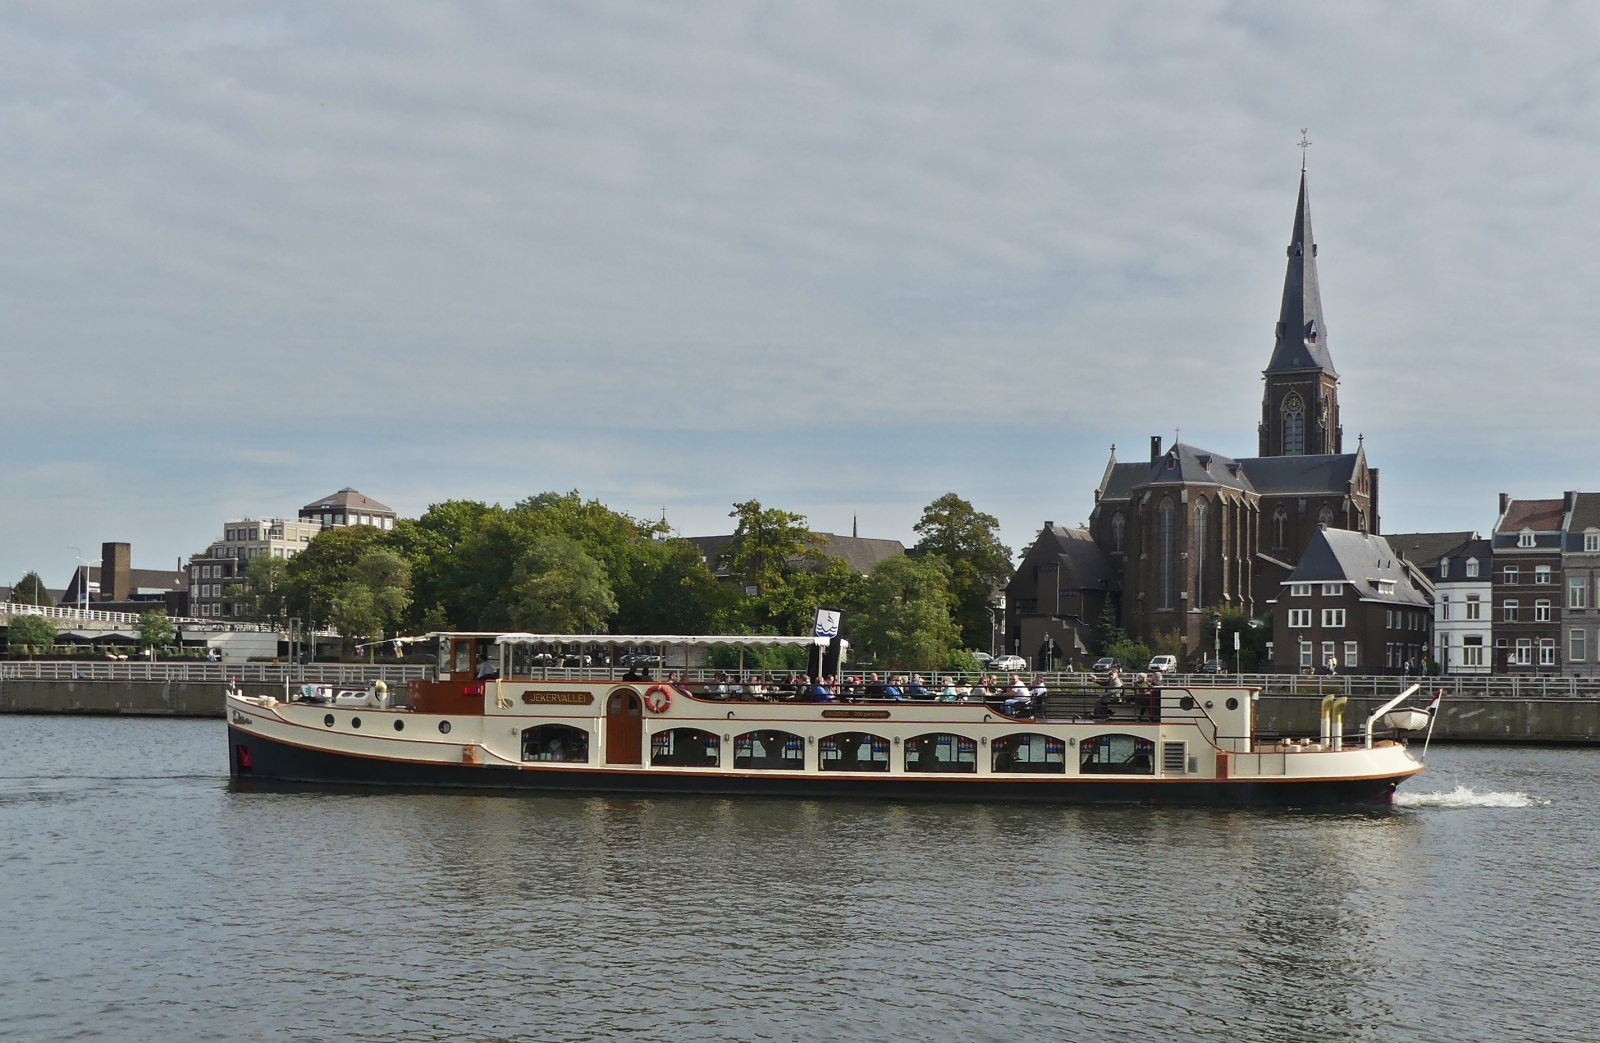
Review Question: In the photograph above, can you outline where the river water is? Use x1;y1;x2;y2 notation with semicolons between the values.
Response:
0;716;1592;1043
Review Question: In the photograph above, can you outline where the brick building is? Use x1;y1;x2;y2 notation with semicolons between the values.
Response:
1269;528;1431;674
1493;496;1565;674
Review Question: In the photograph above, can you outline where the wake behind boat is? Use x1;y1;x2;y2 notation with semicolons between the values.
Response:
225;632;1424;807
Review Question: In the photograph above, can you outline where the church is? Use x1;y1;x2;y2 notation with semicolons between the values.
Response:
1007;166;1379;664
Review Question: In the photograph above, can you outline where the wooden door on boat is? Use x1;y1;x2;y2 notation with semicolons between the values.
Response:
606;689;643;764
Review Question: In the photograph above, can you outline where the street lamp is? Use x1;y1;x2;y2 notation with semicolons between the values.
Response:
67;546;94;614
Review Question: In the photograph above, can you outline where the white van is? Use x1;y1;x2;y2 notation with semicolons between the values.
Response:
1147;655;1178;674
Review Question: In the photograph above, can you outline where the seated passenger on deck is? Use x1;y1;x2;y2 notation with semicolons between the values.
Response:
476;658;500;680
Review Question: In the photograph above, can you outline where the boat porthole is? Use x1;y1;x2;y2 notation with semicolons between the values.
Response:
351;717;362;729
394;719;405;732
1179;696;1195;710
1205;701;1214;709
439;720;452;735
324;714;335;727
1226;697;1239;710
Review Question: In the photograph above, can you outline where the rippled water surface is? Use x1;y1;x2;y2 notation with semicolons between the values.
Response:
1;716;1595;1042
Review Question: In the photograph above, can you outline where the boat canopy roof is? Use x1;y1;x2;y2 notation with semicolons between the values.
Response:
492;632;828;648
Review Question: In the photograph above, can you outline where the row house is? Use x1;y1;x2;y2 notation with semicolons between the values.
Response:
1385;531;1492;675
1493;496;1566;674
1269;528;1432;674
1560;493;1600;678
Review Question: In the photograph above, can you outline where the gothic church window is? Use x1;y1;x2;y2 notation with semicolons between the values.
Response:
1111;512;1125;552
1282;393;1305;455
1318;504;1334;527
1273;507;1288;549
1194;498;1208;606
1158;497;1176;610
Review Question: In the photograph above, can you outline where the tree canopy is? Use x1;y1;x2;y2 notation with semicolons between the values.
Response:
910;493;1014;650
851;554;961;669
7;613;57;649
138;609;176;647
9;572;49;606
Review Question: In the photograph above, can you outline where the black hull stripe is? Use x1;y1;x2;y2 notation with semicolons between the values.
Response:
229;728;1405;808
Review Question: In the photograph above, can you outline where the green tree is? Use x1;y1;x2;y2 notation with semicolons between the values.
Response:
1203;607;1271;670
1093;601;1127;654
330;548;413;650
852;555;961;669
9;572;49;606
285;525;388;628
910;494;1014;650
506;536;618;633
719;500;847;633
138;609;176;648
241;556;290;621
7;613;57;650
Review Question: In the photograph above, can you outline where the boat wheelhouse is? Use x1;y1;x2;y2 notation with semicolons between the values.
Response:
225;632;1425;807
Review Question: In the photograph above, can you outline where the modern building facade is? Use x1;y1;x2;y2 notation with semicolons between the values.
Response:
61;542;189;616
191;518;321;618
1269;528;1432;674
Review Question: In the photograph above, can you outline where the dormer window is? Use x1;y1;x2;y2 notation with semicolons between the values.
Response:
1305;319;1319;343
1587;531;1600;553
1439;558;1449;579
1518;529;1536;548
1466;558;1480;578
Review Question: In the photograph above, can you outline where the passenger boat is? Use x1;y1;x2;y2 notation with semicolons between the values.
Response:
225;632;1425;807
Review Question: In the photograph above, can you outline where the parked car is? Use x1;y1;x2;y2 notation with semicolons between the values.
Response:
1147;655;1178;674
969;651;994;666
1090;656;1119;677
1197;659;1225;673
990;655;1028;671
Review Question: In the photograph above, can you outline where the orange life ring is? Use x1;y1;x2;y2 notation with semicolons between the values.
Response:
643;685;672;714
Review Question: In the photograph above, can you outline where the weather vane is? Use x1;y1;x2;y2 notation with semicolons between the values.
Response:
1298;127;1312;169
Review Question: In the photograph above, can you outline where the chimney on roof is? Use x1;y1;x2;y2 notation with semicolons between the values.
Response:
1499;492;1510;517
1566;491;1578;512
1150;436;1163;464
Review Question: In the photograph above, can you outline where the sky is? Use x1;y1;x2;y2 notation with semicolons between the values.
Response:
5;1;1600;585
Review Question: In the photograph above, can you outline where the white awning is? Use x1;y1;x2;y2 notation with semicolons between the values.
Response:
493;633;827;648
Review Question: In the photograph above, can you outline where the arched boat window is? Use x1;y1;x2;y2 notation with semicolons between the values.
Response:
819;732;890;772
1079;733;1155;775
652;728;720;768
522;724;589;763
733;730;805;770
992;733;1067;774
904;733;977;774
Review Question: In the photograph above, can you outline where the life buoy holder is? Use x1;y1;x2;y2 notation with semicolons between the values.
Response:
643;685;672;714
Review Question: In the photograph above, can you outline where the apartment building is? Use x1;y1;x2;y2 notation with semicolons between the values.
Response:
298;488;397;530
1561;493;1600;678
1386;531;1492;675
1492;496;1564;673
190;518;319;618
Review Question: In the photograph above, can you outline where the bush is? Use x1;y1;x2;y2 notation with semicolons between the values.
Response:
7;613;57;651
1104;638;1153;671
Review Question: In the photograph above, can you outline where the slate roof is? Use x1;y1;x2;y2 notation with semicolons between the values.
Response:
1237;453;1359;496
1566;492;1600;534
1141;443;1254;492
300;488;396;516
1496;498;1565;534
1382;531;1475;568
1437;538;1492;579
1097;460;1155;502
1007;524;1118;601
1266;168;1337;376
1286;529;1430;606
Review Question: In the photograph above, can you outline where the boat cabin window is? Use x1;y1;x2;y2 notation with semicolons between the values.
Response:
991;733;1067;774
904;733;977;774
521;724;589;763
450;639;473;676
819;732;890;772
733;730;805;770
651;728;721;768
1079;734;1155;775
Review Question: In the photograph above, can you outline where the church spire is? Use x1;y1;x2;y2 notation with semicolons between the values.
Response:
1265;167;1336;376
